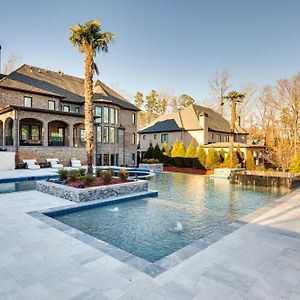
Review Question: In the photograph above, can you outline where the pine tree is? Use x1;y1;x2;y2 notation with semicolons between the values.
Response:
185;140;196;158
205;147;219;170
195;145;207;167
219;148;226;163
153;143;161;159
246;150;255;170
176;141;186;157
134;91;144;109
144;143;154;159
171;139;179;158
224;150;239;168
145;90;158;123
162;141;170;156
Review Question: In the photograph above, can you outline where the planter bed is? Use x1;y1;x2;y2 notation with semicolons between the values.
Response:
36;179;148;202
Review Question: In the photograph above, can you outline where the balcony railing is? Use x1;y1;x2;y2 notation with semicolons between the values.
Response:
20;139;43;146
73;138;85;147
5;136;13;146
48;137;68;146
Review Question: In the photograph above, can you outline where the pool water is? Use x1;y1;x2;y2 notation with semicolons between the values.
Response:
0;181;36;193
54;172;288;262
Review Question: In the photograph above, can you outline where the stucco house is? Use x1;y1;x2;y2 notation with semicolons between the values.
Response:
138;104;264;163
0;64;139;166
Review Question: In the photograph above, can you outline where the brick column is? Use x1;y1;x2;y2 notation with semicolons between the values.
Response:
43;122;48;146
69;124;73;147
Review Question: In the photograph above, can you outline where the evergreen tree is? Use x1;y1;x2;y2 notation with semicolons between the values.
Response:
246;150;255;170
178;94;195;109
171;139;179;157
145;90;158;123
134;91;144;109
236;144;243;164
153;143;161;159
176;141;186;157
205;148;219;170
195;145;207;167
162;141;170;156
289;154;300;173
144;143;154;159
185;140;196;158
224;150;239;168
219;148;226;163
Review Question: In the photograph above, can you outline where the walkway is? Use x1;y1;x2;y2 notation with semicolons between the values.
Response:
0;188;299;299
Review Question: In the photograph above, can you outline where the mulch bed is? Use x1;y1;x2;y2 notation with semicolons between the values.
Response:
50;178;131;188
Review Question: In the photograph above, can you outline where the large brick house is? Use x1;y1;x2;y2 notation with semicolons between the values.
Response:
139;104;265;163
0;64;139;166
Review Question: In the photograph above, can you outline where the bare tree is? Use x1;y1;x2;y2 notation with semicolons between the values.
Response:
2;52;22;74
209;70;231;117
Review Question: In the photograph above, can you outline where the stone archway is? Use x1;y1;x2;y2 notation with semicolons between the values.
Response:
19;118;43;146
0;120;3;146
4;117;14;146
48;120;69;146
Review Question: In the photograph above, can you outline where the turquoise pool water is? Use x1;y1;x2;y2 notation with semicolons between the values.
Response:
54;172;288;262
0;181;36;193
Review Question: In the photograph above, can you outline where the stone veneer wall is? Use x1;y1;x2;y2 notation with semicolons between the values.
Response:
36;180;148;202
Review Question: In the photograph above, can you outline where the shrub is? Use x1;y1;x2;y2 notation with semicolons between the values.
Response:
142;158;160;164
58;168;68;181
176;141;186;157
219;149;226;163
185;140;196;158
78;168;86;177
195;145;206;167
246;150;255;170
103;171;112;184
108;168;114;177
171;139;179;157
83;174;95;185
68;169;80;181
118;168;129;181
205;148;219;170
95;168;103;178
192;157;205;169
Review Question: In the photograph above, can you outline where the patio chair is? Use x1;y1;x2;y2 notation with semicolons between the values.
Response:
23;159;41;170
70;158;82;168
46;158;64;169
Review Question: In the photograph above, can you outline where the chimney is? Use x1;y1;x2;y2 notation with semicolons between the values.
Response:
199;112;208;145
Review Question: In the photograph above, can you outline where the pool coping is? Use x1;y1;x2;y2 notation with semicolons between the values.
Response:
27;187;299;278
0;174;58;184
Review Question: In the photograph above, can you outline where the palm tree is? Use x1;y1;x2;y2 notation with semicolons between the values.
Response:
223;91;245;167
70;20;114;174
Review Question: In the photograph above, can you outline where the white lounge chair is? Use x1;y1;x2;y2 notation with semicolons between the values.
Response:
23;159;40;170
46;158;64;169
70;158;81;168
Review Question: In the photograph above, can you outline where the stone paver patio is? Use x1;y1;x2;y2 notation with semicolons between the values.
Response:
0;187;300;299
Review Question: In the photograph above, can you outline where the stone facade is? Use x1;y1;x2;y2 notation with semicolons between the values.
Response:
0;87;138;166
36;180;148;202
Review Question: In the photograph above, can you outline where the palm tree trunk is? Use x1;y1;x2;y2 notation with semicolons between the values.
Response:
229;100;236;167
84;49;94;175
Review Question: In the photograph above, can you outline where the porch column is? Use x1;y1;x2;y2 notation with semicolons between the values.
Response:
1;122;4;147
69;124;73;147
13;118;18;147
43;122;48;146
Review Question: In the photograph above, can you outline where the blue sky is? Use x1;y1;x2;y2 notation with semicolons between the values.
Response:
1;0;300;102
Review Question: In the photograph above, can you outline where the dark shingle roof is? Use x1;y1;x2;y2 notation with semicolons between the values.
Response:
139;119;182;133
140;104;247;134
0;65;139;111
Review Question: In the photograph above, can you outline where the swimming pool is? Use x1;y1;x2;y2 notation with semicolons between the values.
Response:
0;181;37;193
53;172;288;262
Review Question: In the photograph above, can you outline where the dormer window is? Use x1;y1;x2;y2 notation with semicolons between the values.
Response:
63;105;70;112
24;96;32;107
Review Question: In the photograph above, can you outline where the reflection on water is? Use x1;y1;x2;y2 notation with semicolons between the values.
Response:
55;172;288;262
0;181;36;193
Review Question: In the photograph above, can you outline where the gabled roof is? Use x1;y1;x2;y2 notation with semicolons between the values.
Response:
139;104;248;134
139;119;182;133
0;64;139;111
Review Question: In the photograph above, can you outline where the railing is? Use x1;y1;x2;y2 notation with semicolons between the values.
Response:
73;138;85;147
48;137;68;146
5;136;13;146
19;139;43;146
